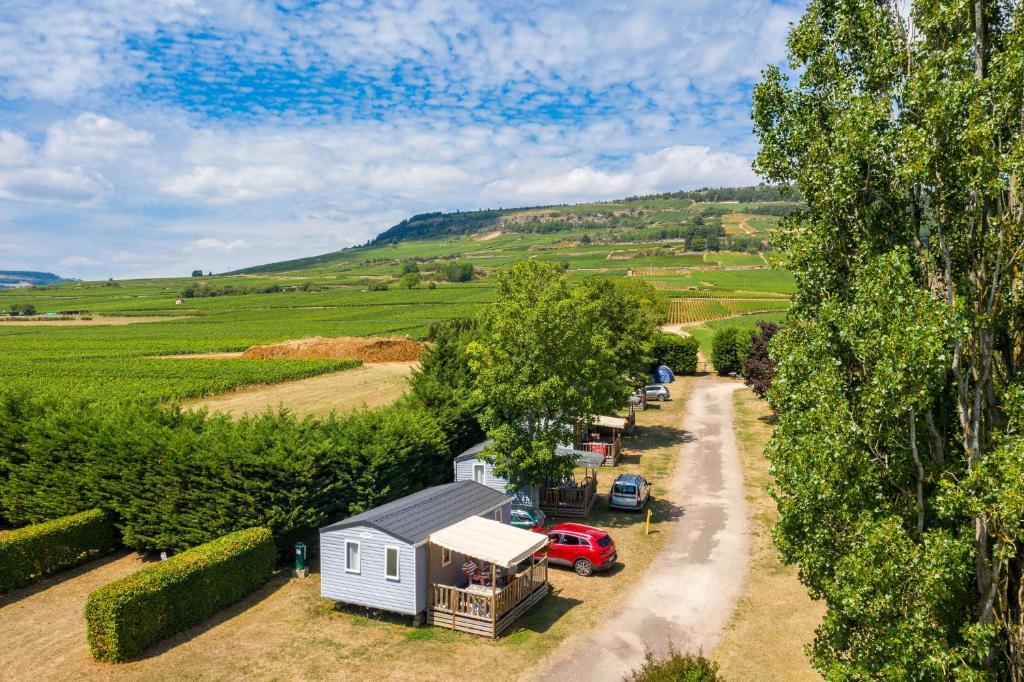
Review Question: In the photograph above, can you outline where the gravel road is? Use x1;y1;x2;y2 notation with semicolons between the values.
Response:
523;377;749;682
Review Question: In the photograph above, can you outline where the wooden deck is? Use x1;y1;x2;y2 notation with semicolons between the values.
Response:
428;558;549;637
539;476;598;518
578;435;622;466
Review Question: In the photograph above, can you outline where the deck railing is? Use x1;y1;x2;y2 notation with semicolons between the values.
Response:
540;475;597;510
430;558;548;622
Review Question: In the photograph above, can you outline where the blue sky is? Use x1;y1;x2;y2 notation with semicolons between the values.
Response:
0;0;802;279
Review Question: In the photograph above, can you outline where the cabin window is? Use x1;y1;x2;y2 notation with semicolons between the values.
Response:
345;540;360;574
441;547;452;566
473;463;485;484
385;546;400;580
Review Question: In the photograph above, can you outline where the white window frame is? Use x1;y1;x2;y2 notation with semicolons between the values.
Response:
494;508;502;521
473;462;486;484
441;546;452;566
344;539;361;574
385;545;400;581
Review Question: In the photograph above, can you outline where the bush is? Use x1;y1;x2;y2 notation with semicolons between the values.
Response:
742;321;780;398
624;648;721;682
711;328;750;375
0;509;118;592
651;333;699;375
85;527;276;662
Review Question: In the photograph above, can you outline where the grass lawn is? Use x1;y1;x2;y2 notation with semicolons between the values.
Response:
0;382;693;682
711;388;824;681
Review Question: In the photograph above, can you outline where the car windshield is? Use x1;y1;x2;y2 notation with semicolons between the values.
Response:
596;534;612;548
613;483;637;495
534;508;546;524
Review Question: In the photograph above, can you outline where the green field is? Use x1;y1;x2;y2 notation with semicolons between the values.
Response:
0;191;797;403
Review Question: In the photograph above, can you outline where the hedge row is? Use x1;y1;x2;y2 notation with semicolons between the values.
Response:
0;393;450;556
85;527;276;662
652;332;700;376
0;509;118;592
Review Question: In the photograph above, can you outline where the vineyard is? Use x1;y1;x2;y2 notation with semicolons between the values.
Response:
0;194;796;404
667;298;791;324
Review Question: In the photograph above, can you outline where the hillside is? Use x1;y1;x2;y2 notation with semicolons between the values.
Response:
0;271;74;289
231;185;801;276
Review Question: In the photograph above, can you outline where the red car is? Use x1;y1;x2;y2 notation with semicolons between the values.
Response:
539;523;617;576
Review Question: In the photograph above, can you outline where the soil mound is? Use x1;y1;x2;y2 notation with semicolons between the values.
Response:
241;336;423;363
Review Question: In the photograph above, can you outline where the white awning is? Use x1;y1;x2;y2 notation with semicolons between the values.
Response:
428;516;548;567
593;415;628;430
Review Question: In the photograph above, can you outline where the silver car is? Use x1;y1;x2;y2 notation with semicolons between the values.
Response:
644;384;670;401
609;474;652;511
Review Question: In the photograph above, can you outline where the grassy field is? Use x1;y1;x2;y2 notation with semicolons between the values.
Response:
0;384;693;682
712;388;824;681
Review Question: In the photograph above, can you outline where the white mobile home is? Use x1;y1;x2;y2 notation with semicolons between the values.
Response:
320;480;549;637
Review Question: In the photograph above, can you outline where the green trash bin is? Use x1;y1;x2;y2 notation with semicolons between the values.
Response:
295;542;307;571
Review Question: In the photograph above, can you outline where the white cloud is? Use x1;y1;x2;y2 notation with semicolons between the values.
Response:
56;255;102;268
44;113;151;163
182;238;251;254
0;132;32;166
0;167;110;204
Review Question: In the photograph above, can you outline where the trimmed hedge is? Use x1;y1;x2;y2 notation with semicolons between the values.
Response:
652;332;700;376
0;509;118;592
85;527;276;662
0;395;449;557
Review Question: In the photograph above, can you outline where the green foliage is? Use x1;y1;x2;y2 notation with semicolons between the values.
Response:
398;272;421;289
623;648;721;682
651;333;699;376
408;318;484;455
468;261;626;487
85;527;276;662
0;394;449;555
753;0;1024;674
0;509;118;592
710;328;749;376
438;260;475;282
576;277;667;387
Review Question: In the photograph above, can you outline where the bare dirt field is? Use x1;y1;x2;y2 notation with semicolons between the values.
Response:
0;389;691;682
242;336;423;362
185;362;417;418
0;316;180;326
712;387;824;680
722;213;757;235
475;230;503;241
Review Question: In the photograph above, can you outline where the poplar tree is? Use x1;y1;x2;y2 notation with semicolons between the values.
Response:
754;0;1024;675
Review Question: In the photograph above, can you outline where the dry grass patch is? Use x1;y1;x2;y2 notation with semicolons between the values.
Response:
185;362;416;418
0;382;693;682
721;213;757;235
711;388;824;681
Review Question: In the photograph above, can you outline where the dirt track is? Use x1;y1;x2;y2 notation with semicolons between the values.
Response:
184;362;416;418
523;377;749;682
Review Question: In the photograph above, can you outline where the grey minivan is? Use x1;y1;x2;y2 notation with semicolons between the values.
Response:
609;473;652;511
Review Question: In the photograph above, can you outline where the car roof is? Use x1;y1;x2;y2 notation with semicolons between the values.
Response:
613;473;645;485
550;522;608;537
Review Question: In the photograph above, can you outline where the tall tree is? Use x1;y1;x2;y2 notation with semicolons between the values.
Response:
754;0;1024;676
468;261;624;488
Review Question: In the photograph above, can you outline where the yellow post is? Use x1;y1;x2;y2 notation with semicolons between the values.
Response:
646;508;652;535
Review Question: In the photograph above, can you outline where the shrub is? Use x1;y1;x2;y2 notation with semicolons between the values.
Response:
651;333;699;375
0;509;118;592
742;321;780;398
711;328;750;376
85;527;276;662
624;648;721;682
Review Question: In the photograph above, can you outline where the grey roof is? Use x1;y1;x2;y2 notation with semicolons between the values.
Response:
320;480;511;544
453;439;493;463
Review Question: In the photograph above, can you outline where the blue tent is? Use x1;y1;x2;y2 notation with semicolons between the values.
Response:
653;365;675;383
